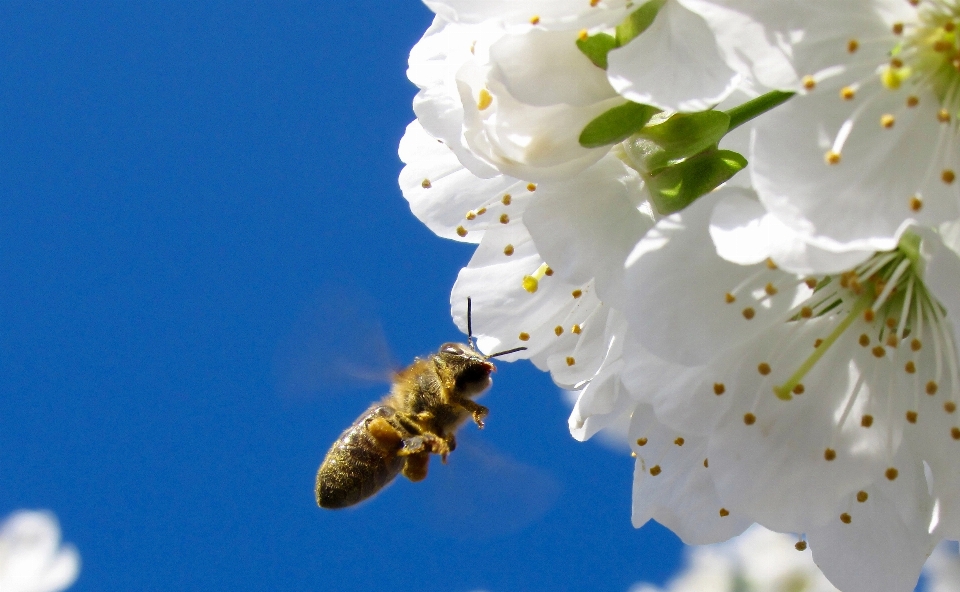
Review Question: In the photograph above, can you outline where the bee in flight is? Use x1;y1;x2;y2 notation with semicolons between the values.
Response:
315;298;526;509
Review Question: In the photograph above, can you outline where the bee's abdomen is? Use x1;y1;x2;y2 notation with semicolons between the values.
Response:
316;406;406;509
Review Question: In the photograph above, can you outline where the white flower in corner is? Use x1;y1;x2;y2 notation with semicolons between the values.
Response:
740;0;960;252
619;187;960;592
630;525;839;592
0;511;79;592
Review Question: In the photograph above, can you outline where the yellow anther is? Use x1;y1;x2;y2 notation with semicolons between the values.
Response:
518;332;530;341
857;491;868;503
456;225;468;237
503;245;514;256
713;383;725;395
824;448;837;461
946;402;957;414
928;381;939;395
802;75;816;90
825;150;841;165
572;289;582;299
943;169;956;184
765;282;778;295
477;88;493;110
793;383;805;395
743;413;756;425
500;213;510;224
758;363;771;375
636;437;647;446
465;210;477;220
906;410;918;423
892;22;904;35
674;437;684;446
814;338;823;348
840;86;856;100
886;467;899;480
571;324;582;334
578;29;589;41
910;196;923;212
862;414;874;427
526;183;537;192
859;334;870;347
907;95;919;107
565;356;575;366
952;427;960;440
529;15;541;25
840;513;852;524
522;263;549;293
719;508;729;517
905;361;916;374
649;465;661;476
421;178;432;188
938;109;951;123
554;325;564;336
880;114;895;128
742;307;755;320
847;39;859;53
872;345;886;358
501;194;512;205
796;541;808;551
800;306;813;318
725;292;736;303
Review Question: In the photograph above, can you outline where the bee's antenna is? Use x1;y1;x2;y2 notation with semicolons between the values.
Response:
486;346;527;359
467;297;477;350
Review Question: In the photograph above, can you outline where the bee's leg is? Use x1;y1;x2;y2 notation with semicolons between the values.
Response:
440;433;457;464
367;416;404;449
455;399;489;429
397;432;450;458
401;451;430;482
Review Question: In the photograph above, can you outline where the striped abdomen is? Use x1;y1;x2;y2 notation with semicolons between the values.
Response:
315;405;406;509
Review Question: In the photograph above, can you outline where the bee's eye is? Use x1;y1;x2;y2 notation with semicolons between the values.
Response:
441;343;463;355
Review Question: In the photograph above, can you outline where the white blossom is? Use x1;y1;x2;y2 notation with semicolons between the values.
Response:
630;525;840;592
0;511;79;592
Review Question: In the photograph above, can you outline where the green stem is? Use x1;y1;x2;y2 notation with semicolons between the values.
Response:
773;292;872;400
724;90;795;132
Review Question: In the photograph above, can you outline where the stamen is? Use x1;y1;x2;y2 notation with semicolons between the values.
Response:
775;293;873;399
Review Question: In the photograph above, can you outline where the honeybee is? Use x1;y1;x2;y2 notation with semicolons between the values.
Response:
315;298;526;509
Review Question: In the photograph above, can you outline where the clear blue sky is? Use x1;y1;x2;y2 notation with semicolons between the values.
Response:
0;3;683;590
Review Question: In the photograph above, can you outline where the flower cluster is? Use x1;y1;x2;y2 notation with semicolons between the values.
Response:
399;1;960;590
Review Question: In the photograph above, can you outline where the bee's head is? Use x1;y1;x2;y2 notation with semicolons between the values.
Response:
436;342;495;398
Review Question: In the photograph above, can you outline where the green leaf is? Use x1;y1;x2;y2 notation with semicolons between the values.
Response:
579;102;661;148
615;0;667;46
622;111;730;171
576;32;618;69
647;149;748;215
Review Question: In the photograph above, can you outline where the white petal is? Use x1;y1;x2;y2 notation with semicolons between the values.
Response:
524;156;653;307
489;29;617;107
423;0;630;31
751;85;960;251
399;120;525;242
710;186;874;274
607;0;740;112
622;193;807;366
629;405;751;544
0;511;80;592
807;447;936;592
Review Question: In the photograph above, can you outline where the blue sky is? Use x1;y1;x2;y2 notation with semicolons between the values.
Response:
0;3;683;590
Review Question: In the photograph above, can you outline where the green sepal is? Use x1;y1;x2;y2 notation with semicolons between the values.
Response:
615;0;667;46
579;102;661;148
576;32;618;69
622;110;730;171
647;149;748;215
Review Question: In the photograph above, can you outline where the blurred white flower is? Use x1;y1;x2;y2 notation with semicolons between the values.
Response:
927;542;960;592
0;510;79;592
629;525;839;592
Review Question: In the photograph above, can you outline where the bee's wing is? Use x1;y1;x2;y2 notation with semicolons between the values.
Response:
272;283;398;399
417;437;562;539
